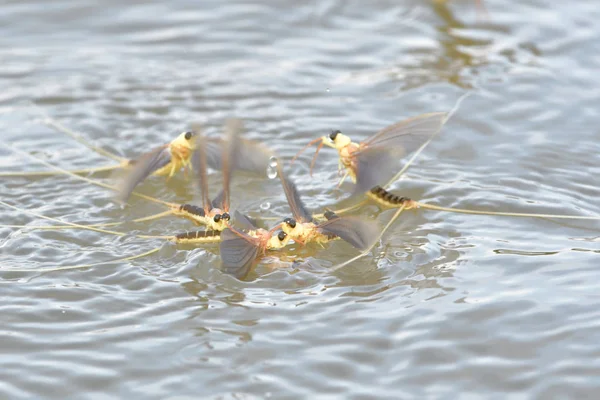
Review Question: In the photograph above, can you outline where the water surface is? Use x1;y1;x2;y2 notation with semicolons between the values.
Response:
1;0;600;398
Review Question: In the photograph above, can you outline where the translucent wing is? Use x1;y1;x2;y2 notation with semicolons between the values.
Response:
207;136;275;176
361;112;447;153
277;164;313;223
191;133;212;211
318;216;379;251
117;144;170;202
204;138;224;170
211;189;225;211
220;119;245;212
219;228;260;279
233;210;258;231
352;147;400;196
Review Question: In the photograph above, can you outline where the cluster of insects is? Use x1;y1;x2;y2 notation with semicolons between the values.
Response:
2;99;599;278
114;112;448;278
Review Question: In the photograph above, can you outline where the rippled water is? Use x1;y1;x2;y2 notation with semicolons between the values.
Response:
2;0;600;398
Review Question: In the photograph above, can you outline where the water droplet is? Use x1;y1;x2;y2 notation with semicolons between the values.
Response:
266;166;277;179
260;202;271;210
266;156;278;179
326;87;330;92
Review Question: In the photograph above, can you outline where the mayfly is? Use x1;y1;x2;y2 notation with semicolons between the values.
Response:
115;123;275;203
171;119;270;231
117;122;275;203
219;211;291;279
275;163;379;250
171;122;235;231
117;130;201;202
292;112;447;195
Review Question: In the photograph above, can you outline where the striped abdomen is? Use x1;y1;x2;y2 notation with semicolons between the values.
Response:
175;229;221;244
367;186;411;207
179;204;205;217
312;230;339;245
173;204;211;226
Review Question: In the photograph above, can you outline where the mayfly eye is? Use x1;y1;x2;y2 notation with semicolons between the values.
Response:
324;210;337;220
184;131;193;140
284;218;296;228
222;212;230;221
329;130;340;141
213;214;222;223
278;231;287;241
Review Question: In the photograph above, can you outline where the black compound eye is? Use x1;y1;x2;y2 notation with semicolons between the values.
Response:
329;130;340;141
213;214;222;223
222;212;230;221
184;131;193;140
278;231;287;241
324;210;337;220
284;218;296;228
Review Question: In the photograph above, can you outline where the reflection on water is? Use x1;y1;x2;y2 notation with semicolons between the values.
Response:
2;0;600;398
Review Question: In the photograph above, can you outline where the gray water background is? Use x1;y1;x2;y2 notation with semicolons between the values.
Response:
1;0;600;398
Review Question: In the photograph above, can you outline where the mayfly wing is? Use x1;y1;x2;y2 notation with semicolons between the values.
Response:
191;131;212;212
211;189;225;211
233;210;258;231
219;227;260;279
351;112;446;195
277;164;313;223
317;216;380;251
117;144;170;202
205;136;275;177
362;112;447;153
352;146;400;196
220;119;245;212
233;137;276;175
204;138;224;170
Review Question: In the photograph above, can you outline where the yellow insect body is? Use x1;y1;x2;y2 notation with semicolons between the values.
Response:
366;186;418;209
266;232;291;250
174;230;222;244
322;133;360;185
171;205;205;225
282;222;336;246
205;209;230;231
171;204;230;231
241;228;291;251
154;131;197;178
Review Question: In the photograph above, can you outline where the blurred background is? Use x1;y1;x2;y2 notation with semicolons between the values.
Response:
1;0;600;398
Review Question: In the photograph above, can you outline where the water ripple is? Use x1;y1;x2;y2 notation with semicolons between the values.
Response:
2;0;600;398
